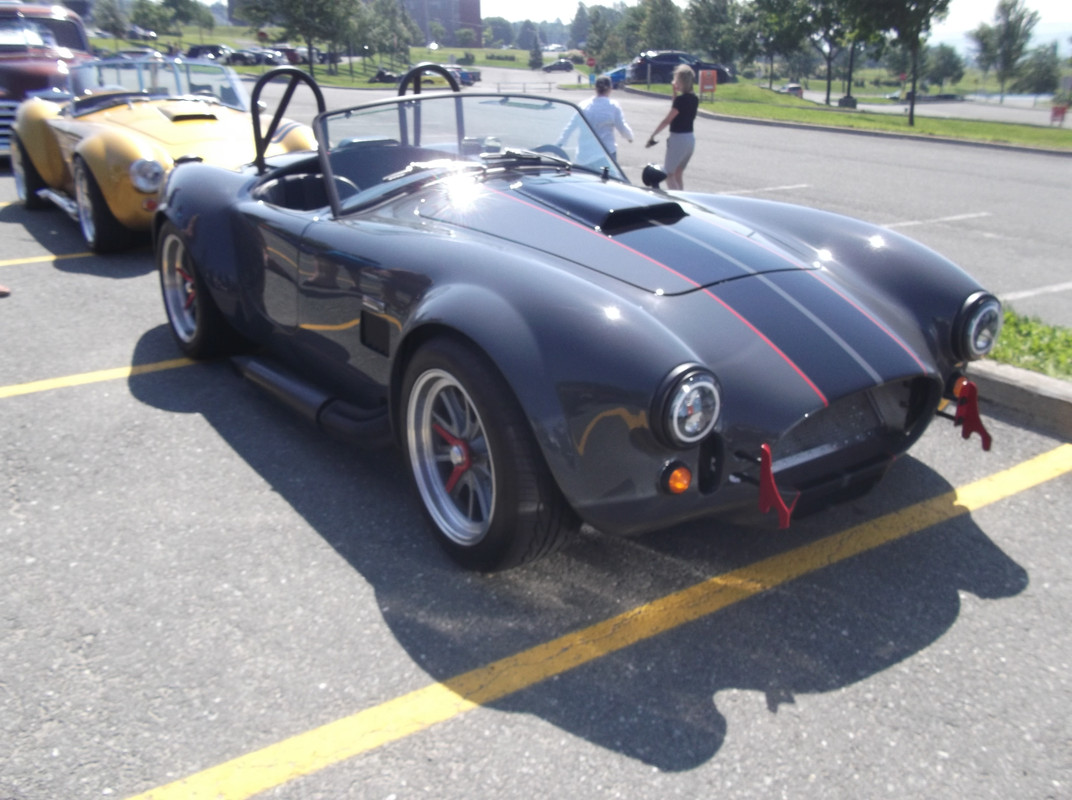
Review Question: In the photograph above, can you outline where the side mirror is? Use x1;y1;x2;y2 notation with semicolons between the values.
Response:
641;163;667;189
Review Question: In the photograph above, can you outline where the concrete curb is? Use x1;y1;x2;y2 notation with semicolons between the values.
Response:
969;361;1072;441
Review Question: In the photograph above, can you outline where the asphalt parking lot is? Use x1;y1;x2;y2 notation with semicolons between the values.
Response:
1;83;1071;799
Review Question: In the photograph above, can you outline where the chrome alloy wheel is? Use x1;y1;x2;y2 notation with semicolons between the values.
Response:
158;229;198;344
406;368;496;546
73;160;97;248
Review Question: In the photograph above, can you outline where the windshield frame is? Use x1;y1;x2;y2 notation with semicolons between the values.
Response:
66;57;250;115
312;91;628;219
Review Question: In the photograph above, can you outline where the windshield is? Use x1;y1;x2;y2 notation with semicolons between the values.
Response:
68;58;249;112
317;93;626;183
0;16;88;52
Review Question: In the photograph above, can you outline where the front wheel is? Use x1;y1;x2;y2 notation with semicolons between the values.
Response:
157;220;241;358
402;340;578;571
73;158;127;253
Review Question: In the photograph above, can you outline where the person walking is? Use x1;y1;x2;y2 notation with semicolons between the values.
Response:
558;75;634;166
646;64;699;190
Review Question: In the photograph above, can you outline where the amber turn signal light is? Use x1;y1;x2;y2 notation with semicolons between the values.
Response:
661;462;692;494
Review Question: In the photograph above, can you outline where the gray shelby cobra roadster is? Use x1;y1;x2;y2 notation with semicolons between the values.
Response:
155;66;1002;570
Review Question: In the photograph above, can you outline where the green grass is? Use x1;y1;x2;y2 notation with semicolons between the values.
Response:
990;311;1072;380
641;82;1072;151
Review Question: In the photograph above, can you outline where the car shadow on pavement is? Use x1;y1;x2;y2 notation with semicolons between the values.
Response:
127;326;1029;774
0;201;153;275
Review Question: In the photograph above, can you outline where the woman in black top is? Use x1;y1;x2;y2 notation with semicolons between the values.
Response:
647;64;699;190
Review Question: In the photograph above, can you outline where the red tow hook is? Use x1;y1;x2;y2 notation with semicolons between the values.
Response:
953;380;992;451
759;443;798;529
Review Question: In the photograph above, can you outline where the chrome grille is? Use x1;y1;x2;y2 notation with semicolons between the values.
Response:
0;100;17;156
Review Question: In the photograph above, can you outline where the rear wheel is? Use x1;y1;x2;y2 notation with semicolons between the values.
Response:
11;135;48;210
157;220;240;358
73;158;127;253
402;339;578;571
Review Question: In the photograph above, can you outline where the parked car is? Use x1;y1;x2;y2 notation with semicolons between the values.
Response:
154;65;1002;571
627;50;733;84
542;58;574;73
777;83;804;98
11;57;315;252
185;44;234;62
0;1;93;156
601;64;629;89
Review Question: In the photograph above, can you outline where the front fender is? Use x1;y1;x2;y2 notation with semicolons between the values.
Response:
681;192;990;371
75;130;172;230
397;252;697;516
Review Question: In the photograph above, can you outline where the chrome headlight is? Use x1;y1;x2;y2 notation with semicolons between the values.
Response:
656;367;721;447
129;159;166;193
955;292;1002;360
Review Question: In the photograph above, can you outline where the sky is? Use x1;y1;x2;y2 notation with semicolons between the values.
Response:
479;0;1072;49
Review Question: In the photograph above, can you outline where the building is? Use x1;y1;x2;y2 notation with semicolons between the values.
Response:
403;0;481;48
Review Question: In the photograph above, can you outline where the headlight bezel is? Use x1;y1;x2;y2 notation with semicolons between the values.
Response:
954;291;1002;361
653;365;722;449
129;159;166;194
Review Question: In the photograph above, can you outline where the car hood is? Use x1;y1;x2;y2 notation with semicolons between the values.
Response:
420;174;815;294
72;100;271;163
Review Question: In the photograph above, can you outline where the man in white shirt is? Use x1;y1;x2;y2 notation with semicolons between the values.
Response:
557;76;634;166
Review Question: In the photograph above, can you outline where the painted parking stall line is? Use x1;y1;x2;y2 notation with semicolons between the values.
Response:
127;445;1072;800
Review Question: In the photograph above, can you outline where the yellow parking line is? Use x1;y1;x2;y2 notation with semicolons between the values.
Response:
0;358;195;399
0;252;94;268
127;444;1072;800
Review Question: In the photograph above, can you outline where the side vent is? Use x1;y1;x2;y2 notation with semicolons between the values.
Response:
361;310;391;356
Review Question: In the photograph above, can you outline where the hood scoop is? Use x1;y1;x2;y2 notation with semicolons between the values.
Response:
159;104;220;122
514;178;687;234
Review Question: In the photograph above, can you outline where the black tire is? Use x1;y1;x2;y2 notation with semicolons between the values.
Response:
157;220;241;358
402;339;578;571
11;135;49;211
73;157;129;253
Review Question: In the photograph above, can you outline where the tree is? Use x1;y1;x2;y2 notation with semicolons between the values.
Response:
967;23;997;82
752;0;811;89
640;0;682;51
517;19;539;51
93;0;126;38
870;0;952;125
528;29;543;69
483;16;513;48
805;0;850;105
990;0;1040;101
131;0;172;36
569;4;590;50
685;0;758;67
1010;41;1060;95
924;43;965;90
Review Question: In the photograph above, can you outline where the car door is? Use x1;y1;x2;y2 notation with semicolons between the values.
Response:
292;212;431;401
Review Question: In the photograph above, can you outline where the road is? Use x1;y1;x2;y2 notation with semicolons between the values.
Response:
1;77;1071;800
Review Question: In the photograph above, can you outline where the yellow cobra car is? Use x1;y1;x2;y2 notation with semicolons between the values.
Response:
11;56;315;252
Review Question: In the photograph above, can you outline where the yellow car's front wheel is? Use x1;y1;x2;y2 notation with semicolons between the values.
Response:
73;158;127;253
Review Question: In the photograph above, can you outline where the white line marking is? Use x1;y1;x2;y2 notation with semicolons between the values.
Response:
722;184;810;195
1001;281;1072;302
884;212;992;228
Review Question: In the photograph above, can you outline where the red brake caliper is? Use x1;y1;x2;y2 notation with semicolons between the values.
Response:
433;423;470;493
176;266;196;310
